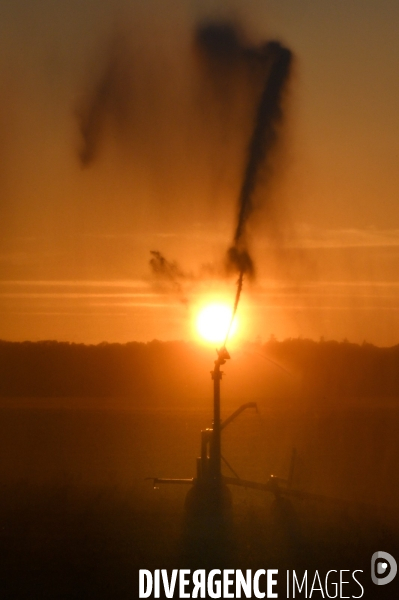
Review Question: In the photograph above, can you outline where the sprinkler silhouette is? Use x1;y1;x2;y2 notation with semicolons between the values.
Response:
148;341;298;517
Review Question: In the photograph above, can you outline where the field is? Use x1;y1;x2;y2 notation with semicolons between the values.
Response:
0;402;398;598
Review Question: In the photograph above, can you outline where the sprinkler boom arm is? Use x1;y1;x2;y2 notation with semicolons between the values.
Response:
221;402;258;431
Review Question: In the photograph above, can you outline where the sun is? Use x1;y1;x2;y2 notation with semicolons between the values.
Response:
196;303;237;344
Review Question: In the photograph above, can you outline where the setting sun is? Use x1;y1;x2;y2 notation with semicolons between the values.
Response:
196;303;237;344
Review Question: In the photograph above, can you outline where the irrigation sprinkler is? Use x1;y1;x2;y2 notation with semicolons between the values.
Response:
148;345;297;517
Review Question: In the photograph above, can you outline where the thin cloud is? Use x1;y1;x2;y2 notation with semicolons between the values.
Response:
293;226;399;249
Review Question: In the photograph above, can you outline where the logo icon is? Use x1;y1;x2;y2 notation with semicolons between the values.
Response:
371;551;397;585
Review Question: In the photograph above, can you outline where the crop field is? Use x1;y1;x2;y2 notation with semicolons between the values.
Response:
0;403;397;598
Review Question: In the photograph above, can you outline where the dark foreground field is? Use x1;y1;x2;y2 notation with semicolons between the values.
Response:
0;405;398;599
0;482;397;599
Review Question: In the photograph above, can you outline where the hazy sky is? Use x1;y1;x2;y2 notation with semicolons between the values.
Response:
1;0;399;346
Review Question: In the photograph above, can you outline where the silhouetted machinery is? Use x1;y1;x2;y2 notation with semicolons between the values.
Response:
149;346;297;516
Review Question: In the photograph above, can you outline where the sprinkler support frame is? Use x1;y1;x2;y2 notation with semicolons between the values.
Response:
149;346;297;509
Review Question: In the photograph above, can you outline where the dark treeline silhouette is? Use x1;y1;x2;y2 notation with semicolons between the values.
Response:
0;338;399;402
0;340;203;401
266;337;399;400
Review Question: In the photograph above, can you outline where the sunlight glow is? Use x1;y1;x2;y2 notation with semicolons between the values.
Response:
196;303;237;344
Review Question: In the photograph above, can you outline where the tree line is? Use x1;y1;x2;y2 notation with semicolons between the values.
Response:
0;338;398;401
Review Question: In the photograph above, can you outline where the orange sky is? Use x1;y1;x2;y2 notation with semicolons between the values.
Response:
1;0;399;346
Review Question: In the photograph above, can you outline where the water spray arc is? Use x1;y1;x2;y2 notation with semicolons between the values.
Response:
225;38;293;280
148;26;295;516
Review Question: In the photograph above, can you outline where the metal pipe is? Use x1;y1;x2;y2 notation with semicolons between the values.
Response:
220;402;257;430
210;359;222;481
150;478;194;485
209;347;230;482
